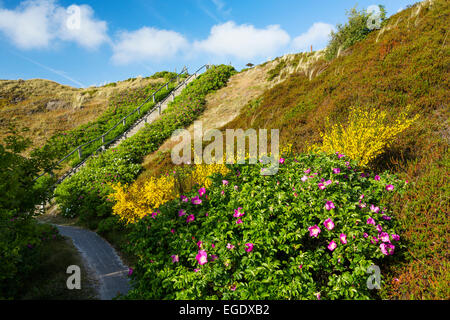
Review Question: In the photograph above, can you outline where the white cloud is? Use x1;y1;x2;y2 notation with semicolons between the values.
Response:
292;22;335;52
211;0;231;14
55;4;110;49
111;27;188;65
0;0;109;50
194;21;290;60
0;0;53;49
212;0;225;11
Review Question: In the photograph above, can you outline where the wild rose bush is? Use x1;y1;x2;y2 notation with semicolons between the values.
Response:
125;152;407;299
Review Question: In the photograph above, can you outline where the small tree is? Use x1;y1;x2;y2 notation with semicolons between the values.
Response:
325;5;387;61
246;63;254;68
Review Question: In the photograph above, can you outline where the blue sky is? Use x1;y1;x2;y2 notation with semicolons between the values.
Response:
0;0;419;88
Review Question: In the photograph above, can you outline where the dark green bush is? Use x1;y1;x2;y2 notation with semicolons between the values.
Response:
325;5;386;60
125;153;407;299
0;127;59;299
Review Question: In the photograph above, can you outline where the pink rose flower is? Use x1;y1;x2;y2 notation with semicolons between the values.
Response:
328;240;337;251
245;243;254;253
191;196;202;205
233;207;245;218
380;243;395;255
195;250;208;265
340;233;347;244
324;218;335;230
325;201;335;211
226;243;235;250
379;232;390;243
308;225;321;237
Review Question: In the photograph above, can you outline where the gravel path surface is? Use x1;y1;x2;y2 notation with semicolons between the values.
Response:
55;225;131;300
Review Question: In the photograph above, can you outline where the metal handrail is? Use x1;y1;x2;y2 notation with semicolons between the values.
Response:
34;64;209;184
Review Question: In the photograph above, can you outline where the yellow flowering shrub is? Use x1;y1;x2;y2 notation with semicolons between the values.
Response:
311;106;419;166
190;163;230;188
110;163;229;224
110;176;177;224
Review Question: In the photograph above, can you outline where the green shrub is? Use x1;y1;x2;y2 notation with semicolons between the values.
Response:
0;127;59;299
0;216;61;299
325;5;387;60
124;153;407;299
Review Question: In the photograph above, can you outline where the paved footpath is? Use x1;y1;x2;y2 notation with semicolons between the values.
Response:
55;225;131;300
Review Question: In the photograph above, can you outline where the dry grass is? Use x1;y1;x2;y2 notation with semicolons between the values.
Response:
0;77;165;150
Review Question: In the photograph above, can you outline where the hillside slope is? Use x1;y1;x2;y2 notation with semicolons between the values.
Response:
0;76;169;150
225;0;449;156
225;0;449;299
131;0;448;299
